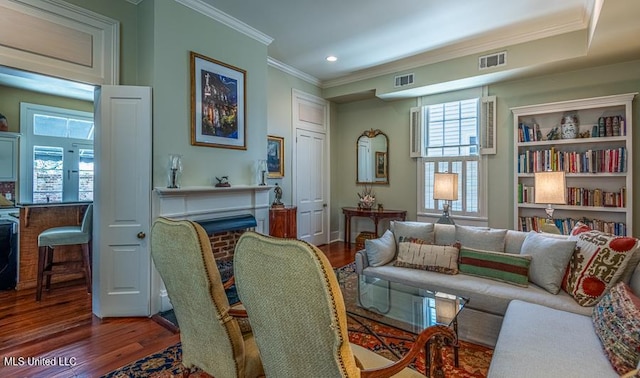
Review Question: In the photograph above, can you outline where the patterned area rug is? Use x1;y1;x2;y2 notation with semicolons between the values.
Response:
105;263;492;377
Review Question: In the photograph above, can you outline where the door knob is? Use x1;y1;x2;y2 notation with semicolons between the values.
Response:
137;232;146;239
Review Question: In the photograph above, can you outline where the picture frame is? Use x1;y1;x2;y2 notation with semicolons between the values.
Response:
267;135;284;178
190;51;246;150
375;151;387;178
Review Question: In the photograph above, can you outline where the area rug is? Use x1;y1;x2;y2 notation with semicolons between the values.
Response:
107;263;492;377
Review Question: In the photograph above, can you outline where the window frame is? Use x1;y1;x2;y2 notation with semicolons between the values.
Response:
416;98;488;223
19;102;94;203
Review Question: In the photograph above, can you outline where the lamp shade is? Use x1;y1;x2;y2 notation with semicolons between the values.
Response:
534;171;566;205
433;172;458;201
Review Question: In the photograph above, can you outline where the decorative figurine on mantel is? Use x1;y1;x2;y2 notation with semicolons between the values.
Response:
272;183;284;208
215;176;231;187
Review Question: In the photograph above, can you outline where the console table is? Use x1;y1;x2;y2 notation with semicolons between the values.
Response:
342;207;407;246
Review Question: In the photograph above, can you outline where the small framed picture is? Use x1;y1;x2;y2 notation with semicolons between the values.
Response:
375;151;387;178
190;51;246;150
267;135;284;178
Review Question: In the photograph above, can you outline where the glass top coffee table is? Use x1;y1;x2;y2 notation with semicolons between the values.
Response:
337;268;468;376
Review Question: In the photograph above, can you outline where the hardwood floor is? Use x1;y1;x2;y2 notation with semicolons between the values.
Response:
0;241;355;377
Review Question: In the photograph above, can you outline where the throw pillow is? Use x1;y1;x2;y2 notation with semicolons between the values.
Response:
364;229;396;267
394;237;460;274
563;228;640;306
458;247;531;287
521;232;577;294
570;221;640;288
391;221;435;248
455;225;507;252
592;282;640;375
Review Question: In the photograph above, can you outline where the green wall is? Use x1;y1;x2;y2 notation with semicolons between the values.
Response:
332;59;640;236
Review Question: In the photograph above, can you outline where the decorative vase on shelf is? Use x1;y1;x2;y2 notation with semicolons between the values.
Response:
560;113;578;139
167;154;183;188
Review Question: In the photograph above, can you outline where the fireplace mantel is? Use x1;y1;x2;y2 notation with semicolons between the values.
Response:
153;185;273;233
152;184;273;313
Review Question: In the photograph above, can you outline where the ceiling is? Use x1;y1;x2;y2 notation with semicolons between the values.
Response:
205;0;640;86
2;0;640;100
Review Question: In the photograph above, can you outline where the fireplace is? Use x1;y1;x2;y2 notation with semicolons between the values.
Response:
153;185;272;312
195;214;258;262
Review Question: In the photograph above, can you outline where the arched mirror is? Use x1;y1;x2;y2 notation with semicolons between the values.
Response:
356;129;389;185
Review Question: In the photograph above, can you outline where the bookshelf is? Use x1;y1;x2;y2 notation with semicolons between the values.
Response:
512;93;637;236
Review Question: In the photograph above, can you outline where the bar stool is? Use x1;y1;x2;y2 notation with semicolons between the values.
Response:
36;204;93;301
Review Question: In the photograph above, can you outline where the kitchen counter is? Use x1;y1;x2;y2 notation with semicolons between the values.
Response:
16;202;92;291
17;201;91;227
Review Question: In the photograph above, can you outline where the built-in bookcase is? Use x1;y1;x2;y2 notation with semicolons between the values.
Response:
511;93;637;236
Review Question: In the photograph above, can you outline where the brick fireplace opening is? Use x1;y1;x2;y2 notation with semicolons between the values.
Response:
195;214;257;262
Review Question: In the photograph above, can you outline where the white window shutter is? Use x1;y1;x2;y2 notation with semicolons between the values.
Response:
409;106;425;158
480;96;497;155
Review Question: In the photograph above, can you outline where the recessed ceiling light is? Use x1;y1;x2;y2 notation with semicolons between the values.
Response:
326;56;338;62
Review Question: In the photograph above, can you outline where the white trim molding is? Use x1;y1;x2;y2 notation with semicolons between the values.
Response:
0;0;119;85
268;57;321;86
175;0;273;46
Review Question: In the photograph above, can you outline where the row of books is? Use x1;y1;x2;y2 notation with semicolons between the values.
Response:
518;184;626;208
518;216;627;236
518;123;542;142
517;147;626;173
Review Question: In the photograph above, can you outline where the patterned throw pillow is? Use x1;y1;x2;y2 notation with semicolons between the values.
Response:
563;223;640;306
592;282;640;375
458;247;531;287
394;237;460;274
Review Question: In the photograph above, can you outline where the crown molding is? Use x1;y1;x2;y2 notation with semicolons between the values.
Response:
267;57;321;86
174;0;273;46
125;0;143;4
323;13;589;89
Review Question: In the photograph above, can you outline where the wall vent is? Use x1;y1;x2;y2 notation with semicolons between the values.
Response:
394;73;414;87
479;51;507;70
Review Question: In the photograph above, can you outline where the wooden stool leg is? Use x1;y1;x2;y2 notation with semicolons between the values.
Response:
45;246;54;290
81;243;92;293
36;246;47;301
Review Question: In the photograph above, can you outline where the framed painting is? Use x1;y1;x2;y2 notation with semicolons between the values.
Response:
190;51;246;149
375;151;387;178
267;135;284;178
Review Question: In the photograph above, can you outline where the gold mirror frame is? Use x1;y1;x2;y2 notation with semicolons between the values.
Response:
356;129;389;185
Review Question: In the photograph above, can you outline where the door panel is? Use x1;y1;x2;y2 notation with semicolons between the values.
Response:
93;85;151;317
296;129;327;245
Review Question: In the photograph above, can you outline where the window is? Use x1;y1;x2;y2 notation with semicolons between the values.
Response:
418;99;485;219
20;103;94;203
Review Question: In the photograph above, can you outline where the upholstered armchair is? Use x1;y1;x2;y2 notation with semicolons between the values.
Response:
234;231;455;378
151;217;264;378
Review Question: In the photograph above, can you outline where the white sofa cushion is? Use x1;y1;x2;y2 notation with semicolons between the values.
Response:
455;225;507;252
390;221;435;246
488;300;618;378
362;264;591;316
521;232;576;294
364;229;395;267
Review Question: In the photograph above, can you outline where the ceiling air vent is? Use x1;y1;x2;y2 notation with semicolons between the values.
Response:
479;51;507;70
394;73;414;87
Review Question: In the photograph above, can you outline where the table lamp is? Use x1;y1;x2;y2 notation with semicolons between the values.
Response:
534;171;566;234
434;172;458;224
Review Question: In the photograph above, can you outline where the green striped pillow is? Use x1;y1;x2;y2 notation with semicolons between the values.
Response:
458;247;531;287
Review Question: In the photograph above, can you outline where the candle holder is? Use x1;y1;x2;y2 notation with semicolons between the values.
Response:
167;154;183;188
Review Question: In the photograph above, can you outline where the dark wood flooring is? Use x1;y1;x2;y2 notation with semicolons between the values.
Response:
0;241;354;377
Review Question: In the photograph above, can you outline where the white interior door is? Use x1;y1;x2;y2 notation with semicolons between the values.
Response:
292;89;329;246
93;85;152;317
295;129;327;245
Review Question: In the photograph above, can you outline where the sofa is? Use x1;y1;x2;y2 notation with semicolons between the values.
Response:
355;221;640;377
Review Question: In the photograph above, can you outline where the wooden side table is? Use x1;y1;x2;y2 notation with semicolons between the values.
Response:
342;207;407;246
269;206;297;238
